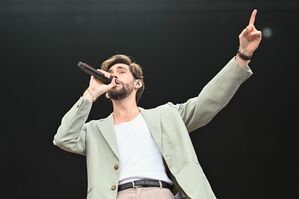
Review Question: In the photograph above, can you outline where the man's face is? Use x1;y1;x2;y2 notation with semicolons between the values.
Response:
107;63;135;100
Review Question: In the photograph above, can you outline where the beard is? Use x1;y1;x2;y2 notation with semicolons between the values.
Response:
108;82;133;100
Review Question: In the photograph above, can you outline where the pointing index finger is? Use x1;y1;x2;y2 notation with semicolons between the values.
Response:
249;9;257;25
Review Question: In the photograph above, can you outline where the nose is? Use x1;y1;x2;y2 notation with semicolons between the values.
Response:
110;74;121;83
110;73;118;79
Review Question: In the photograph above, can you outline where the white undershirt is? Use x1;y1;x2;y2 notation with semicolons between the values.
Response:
114;113;173;185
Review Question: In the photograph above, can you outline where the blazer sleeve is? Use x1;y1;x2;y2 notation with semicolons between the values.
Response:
53;97;92;155
169;57;253;133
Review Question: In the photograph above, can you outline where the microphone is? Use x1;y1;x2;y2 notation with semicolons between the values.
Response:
77;61;112;84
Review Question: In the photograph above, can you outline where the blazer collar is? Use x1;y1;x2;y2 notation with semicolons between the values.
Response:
97;114;119;159
140;107;162;149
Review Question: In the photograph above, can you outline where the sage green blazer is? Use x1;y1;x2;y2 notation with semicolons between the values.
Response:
53;57;252;199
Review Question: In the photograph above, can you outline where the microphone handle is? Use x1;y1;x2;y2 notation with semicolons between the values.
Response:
77;61;112;84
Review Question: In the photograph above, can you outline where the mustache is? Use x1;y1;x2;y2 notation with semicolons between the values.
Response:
114;78;123;85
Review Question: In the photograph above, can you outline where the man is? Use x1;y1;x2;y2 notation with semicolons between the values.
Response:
53;9;262;199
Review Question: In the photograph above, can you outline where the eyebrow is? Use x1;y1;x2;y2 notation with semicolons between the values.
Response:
108;66;129;73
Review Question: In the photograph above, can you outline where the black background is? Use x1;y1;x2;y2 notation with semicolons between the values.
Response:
1;0;298;198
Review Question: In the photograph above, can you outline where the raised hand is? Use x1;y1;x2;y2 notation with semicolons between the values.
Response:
84;69;117;102
238;9;262;57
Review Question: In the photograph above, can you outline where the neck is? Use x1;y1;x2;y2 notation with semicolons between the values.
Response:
112;95;140;124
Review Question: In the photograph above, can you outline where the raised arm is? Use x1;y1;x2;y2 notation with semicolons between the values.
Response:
53;69;117;154
172;9;262;133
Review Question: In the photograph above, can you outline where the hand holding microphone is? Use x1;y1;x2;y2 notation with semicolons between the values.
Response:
78;61;117;102
78;62;113;84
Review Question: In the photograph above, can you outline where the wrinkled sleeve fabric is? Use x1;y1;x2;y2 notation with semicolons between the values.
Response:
53;97;93;155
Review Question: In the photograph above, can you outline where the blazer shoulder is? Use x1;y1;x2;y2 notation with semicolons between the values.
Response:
140;103;177;112
87;114;112;127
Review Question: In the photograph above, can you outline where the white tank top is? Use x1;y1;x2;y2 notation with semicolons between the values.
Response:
114;113;173;185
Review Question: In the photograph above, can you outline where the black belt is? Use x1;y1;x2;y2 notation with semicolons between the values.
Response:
118;179;173;192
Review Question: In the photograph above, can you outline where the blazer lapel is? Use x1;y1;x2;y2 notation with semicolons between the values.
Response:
97;115;119;159
140;108;162;149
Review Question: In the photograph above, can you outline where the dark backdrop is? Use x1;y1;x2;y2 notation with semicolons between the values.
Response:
1;0;298;198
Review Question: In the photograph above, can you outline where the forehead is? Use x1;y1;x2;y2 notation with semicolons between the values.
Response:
108;63;130;72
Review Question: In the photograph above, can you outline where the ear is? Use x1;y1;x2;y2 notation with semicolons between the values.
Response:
135;80;142;88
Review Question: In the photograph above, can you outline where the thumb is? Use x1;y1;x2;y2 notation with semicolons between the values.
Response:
239;26;249;38
106;77;117;90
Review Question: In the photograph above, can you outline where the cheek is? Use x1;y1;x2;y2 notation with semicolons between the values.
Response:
124;81;135;90
121;75;134;84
